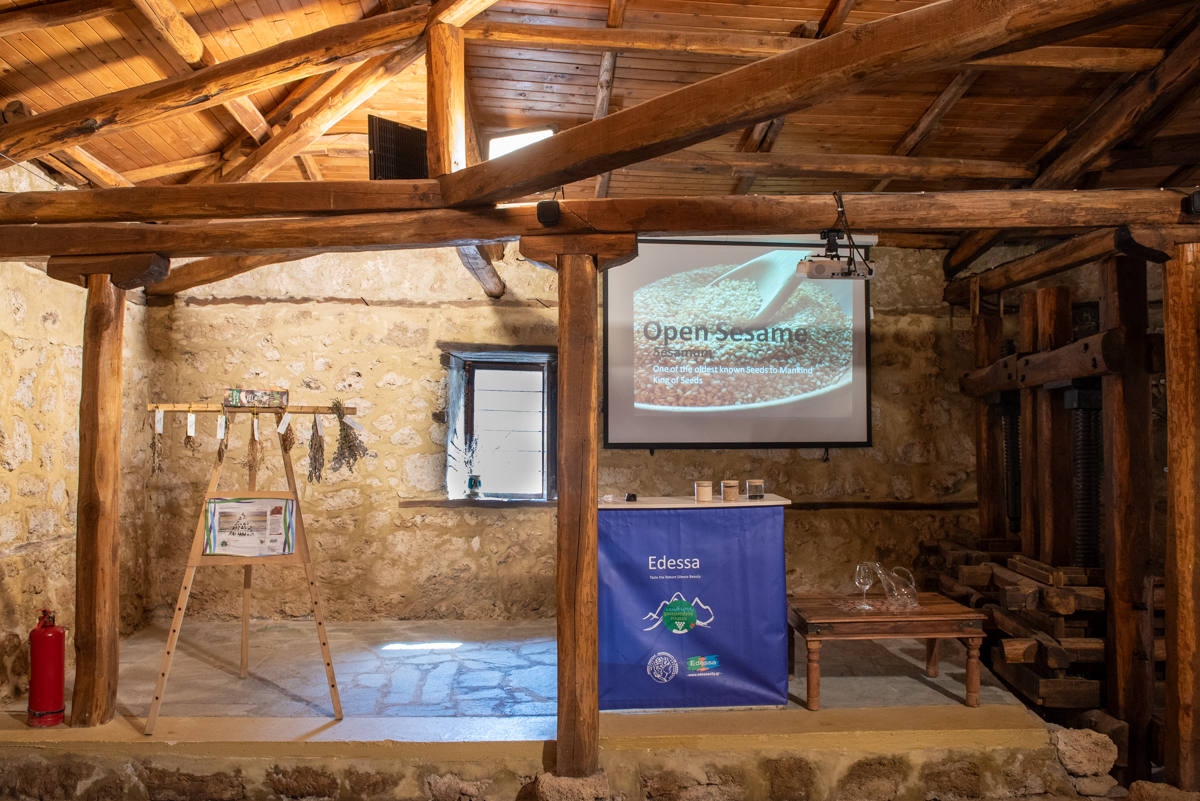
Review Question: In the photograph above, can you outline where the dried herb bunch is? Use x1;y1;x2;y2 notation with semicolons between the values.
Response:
247;414;262;477
217;414;230;462
330;399;368;474
150;429;165;475
276;411;295;453
308;413;325;483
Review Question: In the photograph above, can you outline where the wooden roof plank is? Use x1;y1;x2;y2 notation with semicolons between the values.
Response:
441;0;1191;206
0;6;427;164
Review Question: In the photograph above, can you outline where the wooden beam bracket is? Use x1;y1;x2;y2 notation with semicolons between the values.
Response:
48;253;170;290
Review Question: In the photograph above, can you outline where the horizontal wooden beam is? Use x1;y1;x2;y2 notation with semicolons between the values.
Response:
462;23;1163;71
0;0;128;38
122;134;370;183
637;150;1035;182
122;153;223;183
960;328;1126;396
47;253;169;290
146;254;308;296
0;180;444;224
943;225;1172;305
1098;135;1200;171
0;190;1196;260
0;7;426;164
441;0;1188;205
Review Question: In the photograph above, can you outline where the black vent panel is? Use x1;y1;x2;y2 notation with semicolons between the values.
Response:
368;115;428;180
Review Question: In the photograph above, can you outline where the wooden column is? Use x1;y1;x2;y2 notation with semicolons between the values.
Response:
1100;255;1155;783
972;294;1004;540
554;251;600;777
1018;294;1040;559
427;22;467;177
1036;285;1074;566
71;274;125;727
1166;241;1200;789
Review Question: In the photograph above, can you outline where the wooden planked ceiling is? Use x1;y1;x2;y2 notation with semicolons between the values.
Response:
0;0;1196;195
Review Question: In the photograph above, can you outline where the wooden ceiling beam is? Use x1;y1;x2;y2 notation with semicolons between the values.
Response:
592;0;631;199
147;254;309;296
218;38;427;184
0;190;1195;260
633;150;1036;182
122;152;223;183
943;226;1172;305
0;0;130;38
871;70;981;192
0;7;426;165
429;0;502;27
944;18;1200;277
1097;135;1200;171
817;0;857;38
0;180;444;224
460;23;1164;71
439;0;1187;207
1;101;132;189
428;23;468;177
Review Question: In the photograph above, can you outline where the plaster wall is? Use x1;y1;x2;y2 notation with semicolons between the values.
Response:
147;242;977;623
0;166;157;701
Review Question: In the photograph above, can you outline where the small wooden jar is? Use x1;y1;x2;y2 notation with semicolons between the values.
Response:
694;481;712;502
721;480;739;502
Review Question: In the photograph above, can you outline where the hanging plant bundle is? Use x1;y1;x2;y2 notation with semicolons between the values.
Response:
217;414;230;463
276;411;295;453
247;415;262;477
329;398;368;474
150;429;165;475
308;413;325;484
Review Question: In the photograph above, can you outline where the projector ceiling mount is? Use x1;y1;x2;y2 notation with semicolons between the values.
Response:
803;192;875;280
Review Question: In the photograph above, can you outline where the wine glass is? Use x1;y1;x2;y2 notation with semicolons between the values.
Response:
854;563;875;610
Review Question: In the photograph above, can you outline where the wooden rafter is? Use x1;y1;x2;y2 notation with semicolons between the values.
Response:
218;40;427;184
631;150;1036;182
592;0;630;199
460;24;1165;72
429;0;502;27
0;7;426;165
0;0;130;38
0;190;1195;263
438;0;1189;207
944;17;1200;277
871;70;981;192
147;254;310;296
1;102;131;189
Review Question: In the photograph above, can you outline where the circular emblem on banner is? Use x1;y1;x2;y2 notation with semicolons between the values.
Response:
647;652;679;684
662;599;697;634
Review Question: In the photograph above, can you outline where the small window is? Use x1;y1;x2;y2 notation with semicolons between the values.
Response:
444;349;556;501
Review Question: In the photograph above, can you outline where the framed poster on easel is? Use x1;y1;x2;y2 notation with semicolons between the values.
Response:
143;402;350;735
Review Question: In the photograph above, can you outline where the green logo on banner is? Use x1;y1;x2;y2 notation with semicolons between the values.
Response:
643;593;715;634
662;599;697;633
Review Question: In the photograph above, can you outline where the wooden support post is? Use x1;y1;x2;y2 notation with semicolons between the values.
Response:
553;251;599;777
1036;285;1074;566
71;274;125;727
1019;294;1040;560
427;22;467;178
1100;254;1155;784
1166;241;1200;789
972;290;1004;541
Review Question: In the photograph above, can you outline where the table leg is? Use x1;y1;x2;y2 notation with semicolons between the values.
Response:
787;624;795;679
964;637;982;707
806;640;821;711
925;638;940;678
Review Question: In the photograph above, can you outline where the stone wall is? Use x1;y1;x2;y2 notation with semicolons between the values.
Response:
0;165;157;702
146;242;976;622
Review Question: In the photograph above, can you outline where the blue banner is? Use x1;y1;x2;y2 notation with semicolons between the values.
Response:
598;505;788;710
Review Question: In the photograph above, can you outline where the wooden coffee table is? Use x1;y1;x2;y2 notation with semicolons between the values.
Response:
787;592;986;711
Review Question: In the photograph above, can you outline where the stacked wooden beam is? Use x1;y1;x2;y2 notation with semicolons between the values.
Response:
933;545;1166;711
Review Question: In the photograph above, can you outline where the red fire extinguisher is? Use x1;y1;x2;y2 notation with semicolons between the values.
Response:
28;609;65;727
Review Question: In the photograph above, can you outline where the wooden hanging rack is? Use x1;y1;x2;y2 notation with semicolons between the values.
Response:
146;403;355;415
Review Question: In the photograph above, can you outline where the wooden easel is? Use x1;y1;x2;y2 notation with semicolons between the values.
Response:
144;406;343;734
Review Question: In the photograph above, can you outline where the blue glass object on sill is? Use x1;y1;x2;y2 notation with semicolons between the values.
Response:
466;474;482;499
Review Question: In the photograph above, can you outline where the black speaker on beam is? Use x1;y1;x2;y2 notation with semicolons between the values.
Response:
368;115;428;180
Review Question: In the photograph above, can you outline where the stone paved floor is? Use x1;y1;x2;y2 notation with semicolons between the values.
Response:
5;620;1018;719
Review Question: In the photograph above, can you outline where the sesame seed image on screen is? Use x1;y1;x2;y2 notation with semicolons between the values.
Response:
633;265;853;410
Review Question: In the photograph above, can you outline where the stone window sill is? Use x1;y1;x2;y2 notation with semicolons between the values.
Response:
395;499;556;509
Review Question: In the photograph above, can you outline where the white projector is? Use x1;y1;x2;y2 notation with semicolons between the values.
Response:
802;256;873;280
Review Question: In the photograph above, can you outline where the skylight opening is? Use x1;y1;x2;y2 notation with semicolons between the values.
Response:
487;127;555;160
